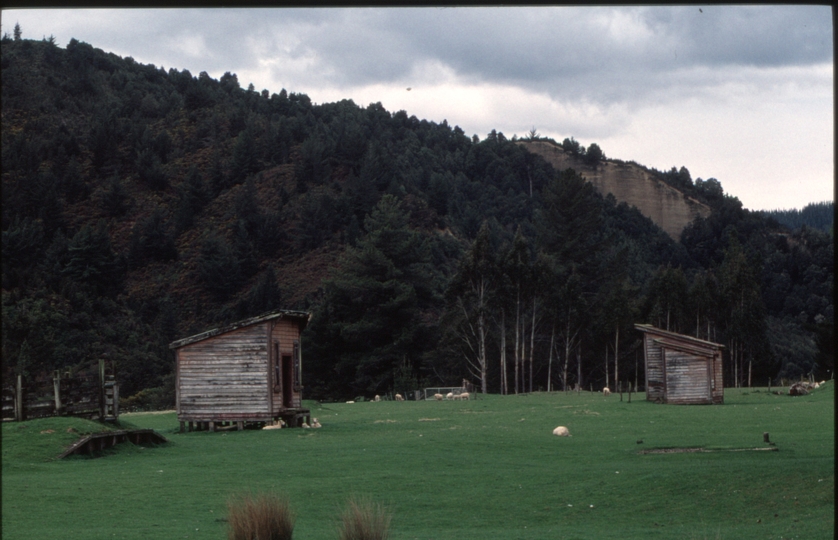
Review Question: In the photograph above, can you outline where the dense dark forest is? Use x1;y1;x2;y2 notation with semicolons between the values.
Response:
2;34;833;406
760;202;834;234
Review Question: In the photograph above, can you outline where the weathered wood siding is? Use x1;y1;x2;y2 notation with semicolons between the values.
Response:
177;323;271;421
644;335;665;401
270;319;303;411
664;349;712;404
636;324;724;405
711;351;724;404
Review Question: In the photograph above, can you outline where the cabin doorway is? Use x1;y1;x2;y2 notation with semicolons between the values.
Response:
281;354;293;408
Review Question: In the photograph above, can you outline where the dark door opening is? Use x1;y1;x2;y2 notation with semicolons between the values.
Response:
282;354;293;408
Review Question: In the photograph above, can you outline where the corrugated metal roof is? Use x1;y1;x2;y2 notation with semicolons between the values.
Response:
169;310;311;349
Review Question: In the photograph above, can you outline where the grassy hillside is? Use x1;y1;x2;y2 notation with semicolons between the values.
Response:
2;384;833;539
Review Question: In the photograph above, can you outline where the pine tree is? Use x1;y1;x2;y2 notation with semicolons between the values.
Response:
537;169;603;391
63;220;123;297
196;232;242;301
308;195;434;397
719;236;768;387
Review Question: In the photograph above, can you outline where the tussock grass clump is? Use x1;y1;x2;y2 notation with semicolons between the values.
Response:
227;491;295;540
338;495;391;540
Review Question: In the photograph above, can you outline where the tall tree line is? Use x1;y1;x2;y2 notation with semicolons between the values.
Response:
2;35;832;403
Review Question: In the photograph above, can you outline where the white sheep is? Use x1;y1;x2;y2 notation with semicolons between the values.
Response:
446;392;453;400
552;426;570;437
311;418;322;428
434;393;444;401
374;395;381;402
395;394;404;401
263;419;286;430
602;387;611;396
459;392;470;401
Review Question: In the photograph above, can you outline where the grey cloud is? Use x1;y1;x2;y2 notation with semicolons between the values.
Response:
245;6;831;106
9;6;832;105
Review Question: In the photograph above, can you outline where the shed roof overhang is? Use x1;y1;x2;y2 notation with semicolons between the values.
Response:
634;323;724;355
169;310;312;350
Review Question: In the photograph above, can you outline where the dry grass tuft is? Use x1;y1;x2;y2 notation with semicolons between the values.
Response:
338;495;392;540
227;491;295;540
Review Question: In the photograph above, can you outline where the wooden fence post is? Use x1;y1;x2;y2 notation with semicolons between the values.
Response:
99;358;105;421
53;371;62;416
15;374;23;422
113;383;119;419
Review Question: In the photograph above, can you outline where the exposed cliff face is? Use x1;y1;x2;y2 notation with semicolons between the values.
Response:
521;140;711;240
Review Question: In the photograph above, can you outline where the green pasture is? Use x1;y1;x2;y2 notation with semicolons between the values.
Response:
2;385;834;539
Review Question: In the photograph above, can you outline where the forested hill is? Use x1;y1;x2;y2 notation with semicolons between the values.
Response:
519;140;712;241
2;35;833;404
760;202;834;234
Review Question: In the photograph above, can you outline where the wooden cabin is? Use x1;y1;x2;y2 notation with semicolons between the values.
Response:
170;310;312;432
635;324;724;405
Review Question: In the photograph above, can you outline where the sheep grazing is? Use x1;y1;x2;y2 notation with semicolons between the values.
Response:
374;395;381;402
459;392;470;401
552;426;570;437
602;387;611;396
395;394;404;401
434;393;444;401
311;418;322;428
446;392;454;400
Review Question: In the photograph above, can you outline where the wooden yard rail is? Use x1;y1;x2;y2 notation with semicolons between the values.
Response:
59;429;168;458
2;359;119;422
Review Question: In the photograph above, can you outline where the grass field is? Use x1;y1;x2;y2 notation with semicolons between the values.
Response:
2;384;834;539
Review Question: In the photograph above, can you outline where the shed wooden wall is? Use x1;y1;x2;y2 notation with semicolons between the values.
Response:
711;351;724;404
640;331;724;405
177;323;271;422
644;335;665;401
664;349;712;404
270;318;302;410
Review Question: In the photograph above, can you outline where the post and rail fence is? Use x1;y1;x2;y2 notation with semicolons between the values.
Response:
2;359;118;423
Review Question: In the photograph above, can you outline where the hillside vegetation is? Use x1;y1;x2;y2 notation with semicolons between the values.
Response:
760;201;834;234
1;35;833;403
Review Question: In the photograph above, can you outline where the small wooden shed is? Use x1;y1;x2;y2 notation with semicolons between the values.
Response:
170;310;312;431
635;324;724;405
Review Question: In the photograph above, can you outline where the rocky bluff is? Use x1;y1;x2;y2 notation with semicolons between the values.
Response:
521;140;711;240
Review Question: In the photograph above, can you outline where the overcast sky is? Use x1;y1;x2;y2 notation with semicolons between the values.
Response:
3;6;833;211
